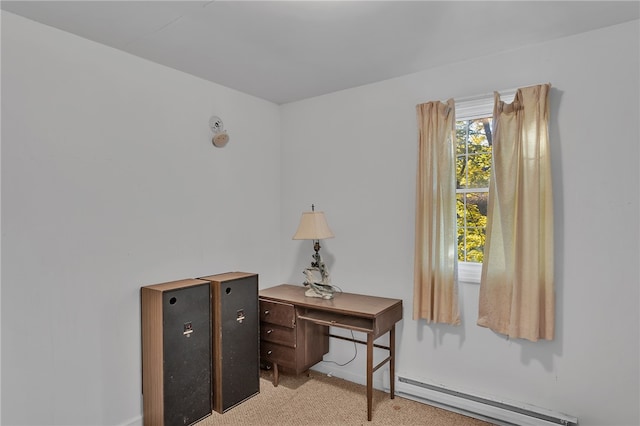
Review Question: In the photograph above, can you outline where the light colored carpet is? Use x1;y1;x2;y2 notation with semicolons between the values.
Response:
195;370;493;425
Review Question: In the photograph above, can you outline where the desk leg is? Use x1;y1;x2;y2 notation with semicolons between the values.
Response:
390;324;396;399
367;333;373;421
273;363;279;387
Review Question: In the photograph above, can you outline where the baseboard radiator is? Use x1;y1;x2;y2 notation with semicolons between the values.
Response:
393;375;578;426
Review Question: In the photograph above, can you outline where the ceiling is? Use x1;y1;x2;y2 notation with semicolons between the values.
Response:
2;1;638;104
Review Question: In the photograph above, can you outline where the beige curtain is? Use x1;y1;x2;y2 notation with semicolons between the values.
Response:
478;84;554;341
413;99;460;325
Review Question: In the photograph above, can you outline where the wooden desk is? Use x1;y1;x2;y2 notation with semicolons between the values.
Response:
259;284;403;421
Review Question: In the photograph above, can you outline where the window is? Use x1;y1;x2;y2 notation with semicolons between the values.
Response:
454;91;514;283
456;116;491;263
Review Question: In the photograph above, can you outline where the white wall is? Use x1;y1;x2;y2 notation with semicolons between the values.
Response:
280;20;639;426
1;12;281;425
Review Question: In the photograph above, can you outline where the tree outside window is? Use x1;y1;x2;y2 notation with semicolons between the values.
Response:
456;117;492;263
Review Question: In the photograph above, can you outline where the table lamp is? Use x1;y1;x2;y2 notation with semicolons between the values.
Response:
292;204;336;299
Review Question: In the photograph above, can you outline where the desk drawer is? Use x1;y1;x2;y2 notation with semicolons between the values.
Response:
260;341;296;369
259;299;295;328
260;323;296;347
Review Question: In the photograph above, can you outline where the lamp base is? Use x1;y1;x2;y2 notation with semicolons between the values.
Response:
304;285;334;300
302;266;334;299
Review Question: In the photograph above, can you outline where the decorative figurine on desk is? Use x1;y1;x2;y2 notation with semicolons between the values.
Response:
292;204;337;299
302;249;334;299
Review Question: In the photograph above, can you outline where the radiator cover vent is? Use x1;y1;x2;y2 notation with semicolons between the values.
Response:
395;375;578;426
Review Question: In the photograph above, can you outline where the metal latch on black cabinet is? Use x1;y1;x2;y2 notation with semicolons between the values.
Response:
183;322;193;337
236;310;245;324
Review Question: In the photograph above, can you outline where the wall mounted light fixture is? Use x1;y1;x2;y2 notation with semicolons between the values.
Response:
209;115;230;147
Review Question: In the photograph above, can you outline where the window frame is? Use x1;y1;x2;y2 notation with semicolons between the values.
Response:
454;90;515;283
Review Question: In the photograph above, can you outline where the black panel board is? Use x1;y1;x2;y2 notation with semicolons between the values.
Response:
220;276;260;411
162;283;212;426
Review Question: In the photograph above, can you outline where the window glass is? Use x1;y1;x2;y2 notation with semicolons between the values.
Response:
455;117;491;263
454;90;515;281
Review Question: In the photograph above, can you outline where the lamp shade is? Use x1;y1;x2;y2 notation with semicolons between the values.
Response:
292;211;335;240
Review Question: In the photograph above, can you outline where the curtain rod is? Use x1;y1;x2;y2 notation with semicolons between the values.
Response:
453;82;550;104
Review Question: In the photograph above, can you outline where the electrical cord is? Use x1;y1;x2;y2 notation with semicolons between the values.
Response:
316;283;356;367
322;329;358;367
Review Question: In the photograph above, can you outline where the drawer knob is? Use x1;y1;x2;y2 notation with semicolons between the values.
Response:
267;350;272;356
264;310;270;315
266;329;273;334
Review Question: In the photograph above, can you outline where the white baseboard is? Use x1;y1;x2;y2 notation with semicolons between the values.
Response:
119;415;142;426
310;364;387;391
392;374;577;426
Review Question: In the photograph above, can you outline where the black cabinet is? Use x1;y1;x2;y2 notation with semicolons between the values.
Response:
141;279;212;426
199;272;260;413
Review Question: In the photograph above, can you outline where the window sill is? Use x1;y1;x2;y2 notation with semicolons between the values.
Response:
458;261;482;284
